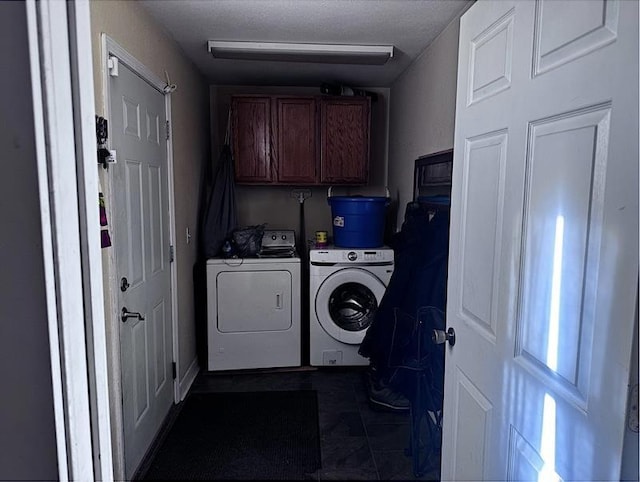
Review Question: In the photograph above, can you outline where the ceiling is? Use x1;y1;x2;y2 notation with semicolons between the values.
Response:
140;0;471;88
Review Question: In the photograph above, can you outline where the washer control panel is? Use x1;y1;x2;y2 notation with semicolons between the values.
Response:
309;247;394;264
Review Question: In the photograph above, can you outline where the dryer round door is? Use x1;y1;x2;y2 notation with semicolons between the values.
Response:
315;267;387;344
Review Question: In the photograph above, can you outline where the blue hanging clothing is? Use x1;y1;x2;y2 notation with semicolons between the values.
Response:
359;201;450;409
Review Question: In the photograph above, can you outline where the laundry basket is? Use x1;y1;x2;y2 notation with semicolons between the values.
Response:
327;187;390;248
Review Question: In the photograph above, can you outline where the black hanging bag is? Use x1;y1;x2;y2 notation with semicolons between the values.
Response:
200;112;238;258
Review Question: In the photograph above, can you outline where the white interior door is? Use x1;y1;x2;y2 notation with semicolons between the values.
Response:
110;58;174;479
442;1;638;480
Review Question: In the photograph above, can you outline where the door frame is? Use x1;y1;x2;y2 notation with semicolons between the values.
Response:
100;34;180;475
26;0;114;480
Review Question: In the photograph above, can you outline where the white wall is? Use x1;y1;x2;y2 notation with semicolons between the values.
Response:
0;2;59;479
387;12;464;231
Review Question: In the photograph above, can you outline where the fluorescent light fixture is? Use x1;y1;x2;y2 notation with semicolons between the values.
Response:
207;41;394;65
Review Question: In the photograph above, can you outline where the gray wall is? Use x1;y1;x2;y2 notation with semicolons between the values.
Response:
209;85;390;249
387;12;464;231
0;1;59;479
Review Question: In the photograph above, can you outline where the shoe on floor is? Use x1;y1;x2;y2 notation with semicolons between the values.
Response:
367;375;410;412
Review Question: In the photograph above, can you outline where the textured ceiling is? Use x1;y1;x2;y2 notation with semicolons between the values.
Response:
141;0;471;87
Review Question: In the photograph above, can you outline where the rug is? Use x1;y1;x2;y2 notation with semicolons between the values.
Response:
142;390;321;480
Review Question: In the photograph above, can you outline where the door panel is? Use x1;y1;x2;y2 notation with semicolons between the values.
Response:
451;368;493;481
468;9;514;105
507;425;545;481
123;96;140;138
152;299;168;394
111;59;173;479
147;110;160;144
149;164;165;276
132;317;149;421
125;160;145;286
459;131;507;341
443;1;638;480
533;0;618;76
518;105;611;403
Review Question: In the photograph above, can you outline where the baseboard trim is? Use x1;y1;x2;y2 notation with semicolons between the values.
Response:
179;357;199;401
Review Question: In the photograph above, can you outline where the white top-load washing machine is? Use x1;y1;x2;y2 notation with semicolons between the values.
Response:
206;230;301;371
309;246;394;366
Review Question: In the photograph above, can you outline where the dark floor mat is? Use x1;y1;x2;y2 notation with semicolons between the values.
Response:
142;390;321;480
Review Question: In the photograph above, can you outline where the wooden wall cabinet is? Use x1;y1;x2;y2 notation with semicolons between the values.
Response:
275;97;317;184
231;96;272;183
231;94;370;185
320;97;370;184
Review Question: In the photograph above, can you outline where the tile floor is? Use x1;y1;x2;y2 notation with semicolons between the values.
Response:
157;366;441;481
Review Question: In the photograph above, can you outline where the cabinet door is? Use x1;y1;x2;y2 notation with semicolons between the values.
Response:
275;97;317;184
231;96;272;183
320;97;370;184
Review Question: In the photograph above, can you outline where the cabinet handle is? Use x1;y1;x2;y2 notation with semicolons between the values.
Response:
276;293;282;310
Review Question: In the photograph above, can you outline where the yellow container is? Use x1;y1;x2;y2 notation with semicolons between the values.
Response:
315;230;328;247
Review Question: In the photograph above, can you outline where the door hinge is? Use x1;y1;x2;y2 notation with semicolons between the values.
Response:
172;362;177;380
108;56;119;77
169;245;175;263
166;120;170;140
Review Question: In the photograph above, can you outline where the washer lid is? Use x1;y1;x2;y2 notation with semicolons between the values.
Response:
315;267;387;345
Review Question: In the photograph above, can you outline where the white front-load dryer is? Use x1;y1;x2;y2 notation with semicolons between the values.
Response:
207;255;301;371
309;247;394;366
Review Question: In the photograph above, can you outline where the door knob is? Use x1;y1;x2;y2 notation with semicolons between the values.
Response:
432;327;456;347
121;307;145;323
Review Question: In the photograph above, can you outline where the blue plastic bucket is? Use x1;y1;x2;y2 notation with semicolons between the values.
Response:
328;195;389;248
